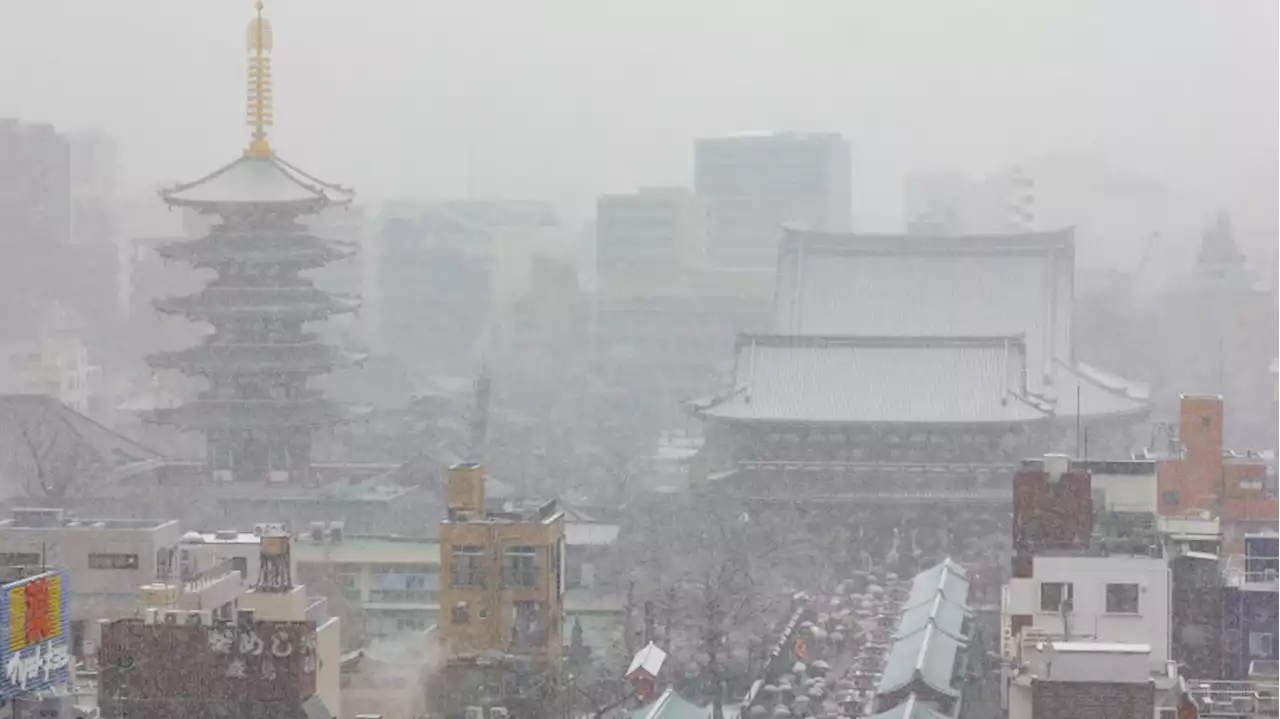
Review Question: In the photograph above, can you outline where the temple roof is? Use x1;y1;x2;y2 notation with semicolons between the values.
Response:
152;287;359;322
148;396;365;430
156;232;357;267
775;227;1075;385
148;341;366;375
692;334;1147;425
160;154;354;210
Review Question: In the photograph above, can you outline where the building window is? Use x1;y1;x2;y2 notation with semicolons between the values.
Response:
1039;582;1074;612
89;553;139;570
1162;490;1179;507
511;600;547;647
0;553;41;568
1105;583;1140;614
1249;632;1274;657
452;602;470;624
451;546;485;588
231;556;249;581
502;546;538;588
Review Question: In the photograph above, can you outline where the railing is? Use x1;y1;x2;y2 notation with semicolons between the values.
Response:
1223;554;1280;589
183;559;242;594
1185;679;1279;717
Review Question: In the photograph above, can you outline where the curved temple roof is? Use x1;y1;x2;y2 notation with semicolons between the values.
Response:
160;154;354;210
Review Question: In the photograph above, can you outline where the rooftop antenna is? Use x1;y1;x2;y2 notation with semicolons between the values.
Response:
245;1;275;158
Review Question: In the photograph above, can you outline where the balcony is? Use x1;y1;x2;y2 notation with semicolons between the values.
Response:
1223;554;1280;591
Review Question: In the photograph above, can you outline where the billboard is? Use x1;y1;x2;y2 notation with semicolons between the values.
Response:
0;570;72;699
99;618;317;712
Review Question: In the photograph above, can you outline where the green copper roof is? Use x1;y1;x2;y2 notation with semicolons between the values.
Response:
628;689;711;719
905;558;969;608
895;594;971;641
867;694;953;719
877;623;965;698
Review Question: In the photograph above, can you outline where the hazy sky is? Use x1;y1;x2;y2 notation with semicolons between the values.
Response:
1;0;1275;230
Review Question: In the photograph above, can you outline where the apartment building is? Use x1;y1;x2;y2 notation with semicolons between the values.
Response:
432;463;565;719
295;531;441;641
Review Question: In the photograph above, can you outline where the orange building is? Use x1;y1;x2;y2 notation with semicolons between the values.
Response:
1157;394;1276;553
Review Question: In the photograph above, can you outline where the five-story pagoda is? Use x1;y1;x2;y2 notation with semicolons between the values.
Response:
148;1;364;483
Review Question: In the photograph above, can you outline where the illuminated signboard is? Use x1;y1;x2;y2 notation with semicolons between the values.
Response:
0;570;72;699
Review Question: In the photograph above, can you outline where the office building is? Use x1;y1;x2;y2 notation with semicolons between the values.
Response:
596;187;707;279
695;131;851;268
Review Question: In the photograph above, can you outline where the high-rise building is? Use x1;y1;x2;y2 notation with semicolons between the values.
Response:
595;187;707;280
433;463;565;719
694;131;851;268
145;1;364;483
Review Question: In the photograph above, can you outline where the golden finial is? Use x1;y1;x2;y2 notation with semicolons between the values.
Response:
245;0;275;157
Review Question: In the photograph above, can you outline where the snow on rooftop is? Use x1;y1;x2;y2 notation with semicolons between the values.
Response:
627;641;667;678
1048;641;1151;653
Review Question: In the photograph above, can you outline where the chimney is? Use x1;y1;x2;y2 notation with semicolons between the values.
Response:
1178;394;1224;465
1043;454;1070;483
447;462;486;519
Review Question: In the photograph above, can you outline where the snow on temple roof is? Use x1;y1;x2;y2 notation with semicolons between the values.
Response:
693;334;1147;425
774;227;1075;385
161;154;354;209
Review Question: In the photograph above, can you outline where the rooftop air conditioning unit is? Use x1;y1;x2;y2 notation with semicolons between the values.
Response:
309;522;326;542
254;523;285;537
465;707;484;719
186;610;212;627
328;521;345;544
212;470;233;483
143;608;158;625
162;610;184;625
490;708;508;719
267;470;289;483
214;530;238;541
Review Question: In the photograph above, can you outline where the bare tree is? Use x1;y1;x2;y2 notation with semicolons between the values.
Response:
634;502;783;719
0;397;106;504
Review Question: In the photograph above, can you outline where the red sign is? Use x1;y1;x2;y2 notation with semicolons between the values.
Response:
793;637;809;661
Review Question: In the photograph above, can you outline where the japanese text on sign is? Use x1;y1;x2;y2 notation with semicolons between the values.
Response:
5;639;70;691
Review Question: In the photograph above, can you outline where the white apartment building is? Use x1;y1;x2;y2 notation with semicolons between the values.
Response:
1005;553;1172;663
695;131;851;268
0;318;100;417
0;507;183;656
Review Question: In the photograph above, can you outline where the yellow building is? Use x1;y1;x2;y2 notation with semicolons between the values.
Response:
434;463;565;719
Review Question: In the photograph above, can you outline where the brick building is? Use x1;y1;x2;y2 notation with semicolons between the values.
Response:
1156;394;1276;553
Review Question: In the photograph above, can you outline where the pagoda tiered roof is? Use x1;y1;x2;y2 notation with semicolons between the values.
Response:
152;286;359;322
148;339;366;375
160;154;353;211
155;230;357;268
149;394;365;430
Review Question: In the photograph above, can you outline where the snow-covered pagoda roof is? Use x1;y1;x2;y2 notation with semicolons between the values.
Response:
690;334;1147;425
148;396;366;430
160;154;354;211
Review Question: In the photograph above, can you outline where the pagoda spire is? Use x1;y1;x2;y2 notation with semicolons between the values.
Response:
245;0;275;158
